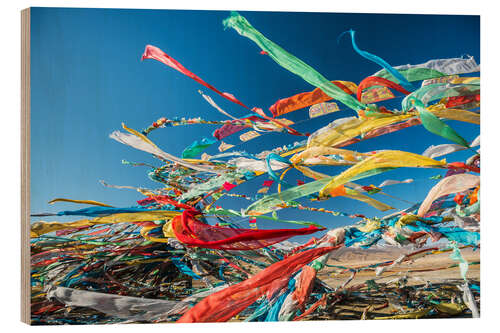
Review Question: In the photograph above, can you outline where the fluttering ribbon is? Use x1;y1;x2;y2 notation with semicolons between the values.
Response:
223;12;366;112
177;245;340;322
171;209;325;250
142;45;250;109
408;97;470;147
339;29;414;91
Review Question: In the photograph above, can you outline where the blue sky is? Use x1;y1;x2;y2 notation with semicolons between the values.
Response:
30;8;479;239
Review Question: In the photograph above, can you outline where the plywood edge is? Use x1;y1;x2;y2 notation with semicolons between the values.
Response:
21;7;31;325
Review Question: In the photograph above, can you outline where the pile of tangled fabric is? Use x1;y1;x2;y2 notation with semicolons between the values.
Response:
30;12;480;324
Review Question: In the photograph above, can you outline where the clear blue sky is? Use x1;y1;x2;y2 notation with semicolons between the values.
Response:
30;8;479;239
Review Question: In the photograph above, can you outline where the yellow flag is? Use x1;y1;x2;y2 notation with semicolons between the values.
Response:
319;150;446;197
31;210;181;238
308;114;412;148
48;198;114;207
139;221;176;243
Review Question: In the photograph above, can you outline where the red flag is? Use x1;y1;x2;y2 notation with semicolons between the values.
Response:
222;182;237;191
142;45;250;109
262;180;274;187
356;76;410;102
177;244;339;322
171;210;324;251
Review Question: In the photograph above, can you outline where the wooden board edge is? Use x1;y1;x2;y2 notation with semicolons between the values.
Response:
21;7;31;325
